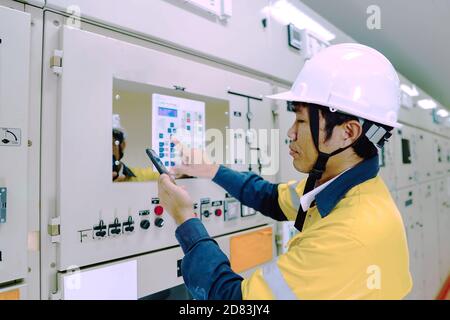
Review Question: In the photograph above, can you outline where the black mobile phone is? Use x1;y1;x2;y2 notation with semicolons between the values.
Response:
146;148;171;175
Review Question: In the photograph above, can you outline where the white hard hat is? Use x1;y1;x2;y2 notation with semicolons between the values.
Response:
267;43;401;128
112;114;126;140
112;114;122;130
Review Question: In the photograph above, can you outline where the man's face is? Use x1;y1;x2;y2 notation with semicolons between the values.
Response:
287;104;341;173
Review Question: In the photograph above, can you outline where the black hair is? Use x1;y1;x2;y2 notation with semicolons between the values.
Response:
304;103;379;160
113;128;125;144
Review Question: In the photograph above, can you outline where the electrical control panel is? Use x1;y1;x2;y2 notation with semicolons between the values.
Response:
44;26;273;271
152;94;205;169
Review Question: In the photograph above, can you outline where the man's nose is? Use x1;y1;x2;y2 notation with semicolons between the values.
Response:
287;123;297;142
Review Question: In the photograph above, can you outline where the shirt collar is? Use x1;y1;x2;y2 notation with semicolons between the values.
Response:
302;155;380;218
300;168;350;213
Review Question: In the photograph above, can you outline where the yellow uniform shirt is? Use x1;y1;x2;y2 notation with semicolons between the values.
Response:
242;172;412;299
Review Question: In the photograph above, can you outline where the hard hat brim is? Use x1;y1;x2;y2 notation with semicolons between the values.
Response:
266;91;402;128
266;91;297;101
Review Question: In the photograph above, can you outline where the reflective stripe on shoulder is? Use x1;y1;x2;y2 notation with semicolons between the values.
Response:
262;261;297;300
288;183;301;211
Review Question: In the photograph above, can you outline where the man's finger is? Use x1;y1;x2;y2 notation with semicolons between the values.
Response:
115;176;127;182
159;174;179;193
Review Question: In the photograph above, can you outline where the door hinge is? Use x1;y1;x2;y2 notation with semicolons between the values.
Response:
48;216;61;243
50;49;63;75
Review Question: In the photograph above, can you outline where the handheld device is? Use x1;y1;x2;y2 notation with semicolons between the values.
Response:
146;148;177;184
146;148;171;175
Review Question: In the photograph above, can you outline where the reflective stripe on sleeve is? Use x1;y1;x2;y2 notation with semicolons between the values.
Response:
262;261;297;300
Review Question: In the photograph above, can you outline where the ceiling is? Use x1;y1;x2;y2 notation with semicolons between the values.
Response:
301;0;450;110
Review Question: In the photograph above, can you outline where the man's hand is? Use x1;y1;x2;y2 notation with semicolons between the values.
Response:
158;174;196;225
170;139;220;179
113;171;128;182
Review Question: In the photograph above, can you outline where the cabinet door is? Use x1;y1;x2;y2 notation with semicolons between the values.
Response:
419;182;440;299
0;6;30;285
45;26;272;270
379;137;397;191
397;186;424;299
393;127;417;189
415;132;435;182
436;178;450;284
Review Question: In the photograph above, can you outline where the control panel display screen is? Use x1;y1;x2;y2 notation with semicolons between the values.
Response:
152;94;206;169
112;78;229;183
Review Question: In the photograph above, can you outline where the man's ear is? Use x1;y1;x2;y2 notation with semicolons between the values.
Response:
342;120;362;147
120;141;127;150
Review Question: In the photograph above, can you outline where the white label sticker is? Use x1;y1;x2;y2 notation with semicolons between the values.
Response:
63;260;137;300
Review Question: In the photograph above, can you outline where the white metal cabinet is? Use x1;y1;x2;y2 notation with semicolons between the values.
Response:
0;5;30;285
54;224;275;299
379;138;397;191
393;127;417;189
433;137;445;179
415;131;436;182
397;186;425;299
419;182;441;299
436;178;450;284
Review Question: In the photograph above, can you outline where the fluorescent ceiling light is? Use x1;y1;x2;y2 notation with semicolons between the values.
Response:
417;99;437;110
400;84;419;97
436;109;449;117
262;0;336;42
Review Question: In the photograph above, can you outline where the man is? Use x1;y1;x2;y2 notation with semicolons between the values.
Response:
158;43;412;299
112;115;159;182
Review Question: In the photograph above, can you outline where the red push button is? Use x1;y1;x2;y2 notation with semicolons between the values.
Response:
154;205;164;216
215;209;222;217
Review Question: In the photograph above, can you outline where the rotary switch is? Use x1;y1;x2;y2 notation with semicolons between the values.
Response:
155;217;165;228
140;219;150;230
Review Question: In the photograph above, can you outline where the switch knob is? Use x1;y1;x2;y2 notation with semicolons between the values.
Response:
96;231;106;238
214;209;222;217
140;220;150;230
203;210;210;218
155;217;165;228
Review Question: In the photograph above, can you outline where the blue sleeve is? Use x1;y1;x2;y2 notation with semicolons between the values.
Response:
175;218;243;300
212;165;287;221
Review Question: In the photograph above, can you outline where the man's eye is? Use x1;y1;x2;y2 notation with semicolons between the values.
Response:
297;120;305;123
